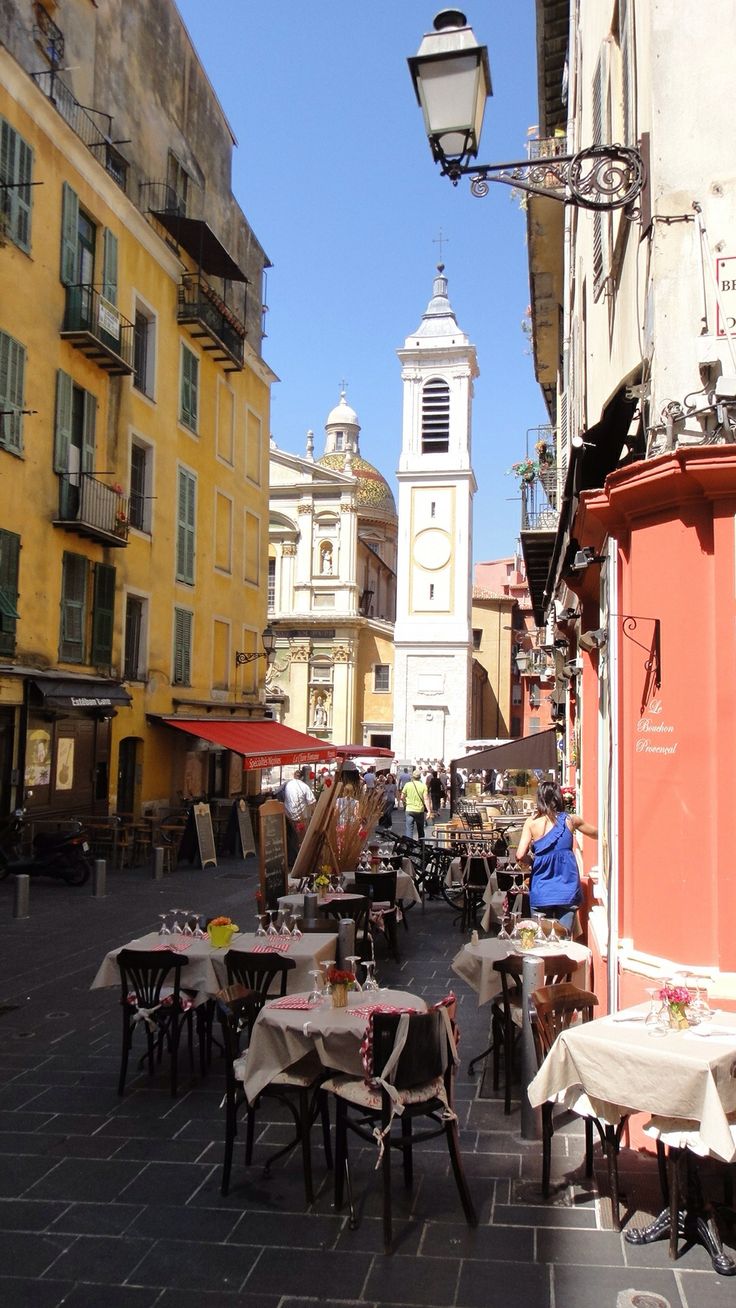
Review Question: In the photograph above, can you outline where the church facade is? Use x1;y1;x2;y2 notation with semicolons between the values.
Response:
266;394;397;749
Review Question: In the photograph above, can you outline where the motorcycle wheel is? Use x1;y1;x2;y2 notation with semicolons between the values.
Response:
63;858;92;886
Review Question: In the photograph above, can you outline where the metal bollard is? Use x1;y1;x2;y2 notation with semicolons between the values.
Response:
520;953;545;1140
153;846;164;881
13;873;30;919
93;858;107;898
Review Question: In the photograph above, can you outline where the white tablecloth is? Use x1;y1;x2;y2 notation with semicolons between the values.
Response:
91;930;338;1002
528;1006;736;1163
283;865;420;908
241;987;427;1102
451;936;591;1007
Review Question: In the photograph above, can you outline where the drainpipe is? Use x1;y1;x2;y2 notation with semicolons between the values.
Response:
606;535;620;1014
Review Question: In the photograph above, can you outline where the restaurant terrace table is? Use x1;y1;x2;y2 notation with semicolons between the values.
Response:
528;1004;736;1274
240;987;427;1104
452;936;591;1007
91;930;338;1004
281;867;420;910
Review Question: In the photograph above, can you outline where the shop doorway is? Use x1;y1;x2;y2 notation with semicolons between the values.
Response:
117;737;140;816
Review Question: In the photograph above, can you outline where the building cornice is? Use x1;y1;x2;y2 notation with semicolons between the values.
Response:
578;447;736;536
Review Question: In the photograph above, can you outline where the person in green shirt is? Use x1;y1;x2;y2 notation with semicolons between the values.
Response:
402;769;430;839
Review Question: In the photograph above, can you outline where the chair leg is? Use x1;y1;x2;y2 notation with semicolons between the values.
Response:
656;1139;669;1204
334;1097;347;1210
401;1113;413;1188
298;1088;315;1204
222;1095;236;1195
118;1015;132;1095
584;1117;594;1177
382;1105;393;1253
245;1103;256;1165
542;1102;553;1197
503;1017;514;1115
319;1090;333;1169
445;1118;477;1226
604;1125;621;1231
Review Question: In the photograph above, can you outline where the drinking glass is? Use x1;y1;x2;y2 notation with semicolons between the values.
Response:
497;912;512;941
182;910;195;937
363;960;380;992
307;969;322;1004
170;908;183;935
158;913;171;936
280;911;292;937
533;911;547;944
644;986;669;1037
291;915;303;941
686;982;712;1024
192;915;207;941
344;955;362;991
266;910;278;936
320;958;336;1002
255;913;267;938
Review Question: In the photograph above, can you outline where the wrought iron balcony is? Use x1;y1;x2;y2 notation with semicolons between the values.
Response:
520;467;559;532
177;273;245;371
517;649;553;679
55;474;130;547
31;70;128;191
61;285;134;375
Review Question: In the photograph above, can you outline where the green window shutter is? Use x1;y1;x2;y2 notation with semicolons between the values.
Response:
102;228;118;305
180;345;198;430
81;388;96;472
0;528;20;656
0;117;33;252
60;181;79;286
173;607;192;685
60;552;88;663
54;369;73;472
0;330;26;453
176;467;196;583
91;561;115;665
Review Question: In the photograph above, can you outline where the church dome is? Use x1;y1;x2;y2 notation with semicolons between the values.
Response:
317;451;396;514
326;394;359;428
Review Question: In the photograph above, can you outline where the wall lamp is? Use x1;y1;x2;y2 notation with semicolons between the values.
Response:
571;546;606;571
409;10;645;211
235;625;276;666
571;434;595;450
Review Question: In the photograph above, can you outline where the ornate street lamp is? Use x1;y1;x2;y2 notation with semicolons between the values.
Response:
235;625;276;666
409;10;645;211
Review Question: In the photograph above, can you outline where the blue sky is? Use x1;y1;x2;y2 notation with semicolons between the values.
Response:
175;1;550;563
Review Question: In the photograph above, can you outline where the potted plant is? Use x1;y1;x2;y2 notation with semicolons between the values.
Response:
207;916;239;948
327;967;356;1008
508;458;538;485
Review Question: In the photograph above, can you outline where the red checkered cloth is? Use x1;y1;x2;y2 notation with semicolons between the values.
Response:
268;995;320;1010
350;1003;418;1021
153;938;194;952
251;938;291;954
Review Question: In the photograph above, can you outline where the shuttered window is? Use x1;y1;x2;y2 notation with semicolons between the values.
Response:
180;344;198;431
91;561;115;666
619;0;635;146
0;330;26;454
124;594;144;680
173;606;192;685
102;228;118;305
60;181;79;285
176;467;196;583
0;528;20;656
592;44;612;300
60;552;88;663
421;378;450;454
0;116;33;252
54;371;95;473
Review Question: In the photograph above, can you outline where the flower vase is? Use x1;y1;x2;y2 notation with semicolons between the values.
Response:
331;984;349;1009
668;1002;689;1030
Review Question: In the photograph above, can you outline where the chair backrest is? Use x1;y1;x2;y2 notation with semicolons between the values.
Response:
215;985;259;1091
116;948;188;1009
371;1009;449;1092
493;951;577;1008
323;894;370;939
531;982;598;1058
460;854;496;888
354;869;397;906
223;950;296;1004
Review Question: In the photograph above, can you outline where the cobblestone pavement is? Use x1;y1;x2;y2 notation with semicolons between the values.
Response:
0;838;733;1308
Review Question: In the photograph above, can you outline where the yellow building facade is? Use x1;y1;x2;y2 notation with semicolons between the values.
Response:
0;0;274;820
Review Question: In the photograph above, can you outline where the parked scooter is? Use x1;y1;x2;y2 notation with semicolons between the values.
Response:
0;810;93;886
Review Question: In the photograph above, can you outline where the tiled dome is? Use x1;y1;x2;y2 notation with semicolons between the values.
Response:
317;452;396;514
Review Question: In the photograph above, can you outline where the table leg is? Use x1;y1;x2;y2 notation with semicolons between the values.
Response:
624;1147;736;1276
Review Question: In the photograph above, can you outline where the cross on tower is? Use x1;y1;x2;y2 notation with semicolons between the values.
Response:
339;378;348;397
433;228;449;262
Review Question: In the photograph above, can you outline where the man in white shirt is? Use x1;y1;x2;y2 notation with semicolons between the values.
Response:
283;766;315;865
363;767;376;789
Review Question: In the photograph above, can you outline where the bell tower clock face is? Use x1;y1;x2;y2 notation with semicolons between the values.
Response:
412;527;451;570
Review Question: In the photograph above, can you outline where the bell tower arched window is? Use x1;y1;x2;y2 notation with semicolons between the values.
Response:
421;378;450;454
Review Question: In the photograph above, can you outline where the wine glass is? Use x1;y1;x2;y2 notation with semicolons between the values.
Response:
266;909;278;936
158;913;171;936
533;911;547;944
497;912;512;941
192;914;207;941
644;986;669;1037
509;910;522;940
307;969;322;1004
182;909;195;936
320;958;336;1004
171;908;183;935
363;960;379;992
344;955;362;991
291;914;302;941
254;913;267;938
280;911;292;937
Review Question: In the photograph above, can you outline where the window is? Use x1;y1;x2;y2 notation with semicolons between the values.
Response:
512;684;522;705
529;685;541;708
373;664;390;693
179;343;199;432
472;628;482;650
529;716;541;734
592;43;613;298
54;370;95;474
267;556;276;610
0;330;26;454
214;492;232;573
335;432;344;451
124;594;146;680
102;228;117;305
176;467;196;583
216;379;234;463
430;501;436;518
60;184;96;288
133;301;156;398
212;619;230;691
245;406;262;484
429;584;434;600
59;552;88;663
421;378;450;454
173;607;192;685
511;716;521;737
0;528;20;656
167;151;191;215
0;116;33;252
129;440;152;533
91;562;115;666
244;511;259;585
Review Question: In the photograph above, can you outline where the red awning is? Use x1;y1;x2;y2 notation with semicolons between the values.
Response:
160;718;336;771
333;744;394;759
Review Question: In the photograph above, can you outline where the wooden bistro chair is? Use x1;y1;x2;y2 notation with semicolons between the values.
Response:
216;983;332;1203
322;894;371;960
325;1004;476;1252
533;982;627;1229
486;952;577;1113
116;949;198;1097
354;869;400;962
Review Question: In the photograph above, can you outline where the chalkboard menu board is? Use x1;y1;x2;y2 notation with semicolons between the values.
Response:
193;802;217;869
236;799;256;858
258;799;288;908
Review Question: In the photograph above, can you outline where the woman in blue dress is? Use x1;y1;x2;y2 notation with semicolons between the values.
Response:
515;781;598;931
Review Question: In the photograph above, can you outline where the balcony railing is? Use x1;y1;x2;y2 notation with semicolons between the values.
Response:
139;180;186;218
31;70;128;191
517;649;554;678
177;272;245;371
520;466;559;532
61;285;135;375
55;474;129;547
